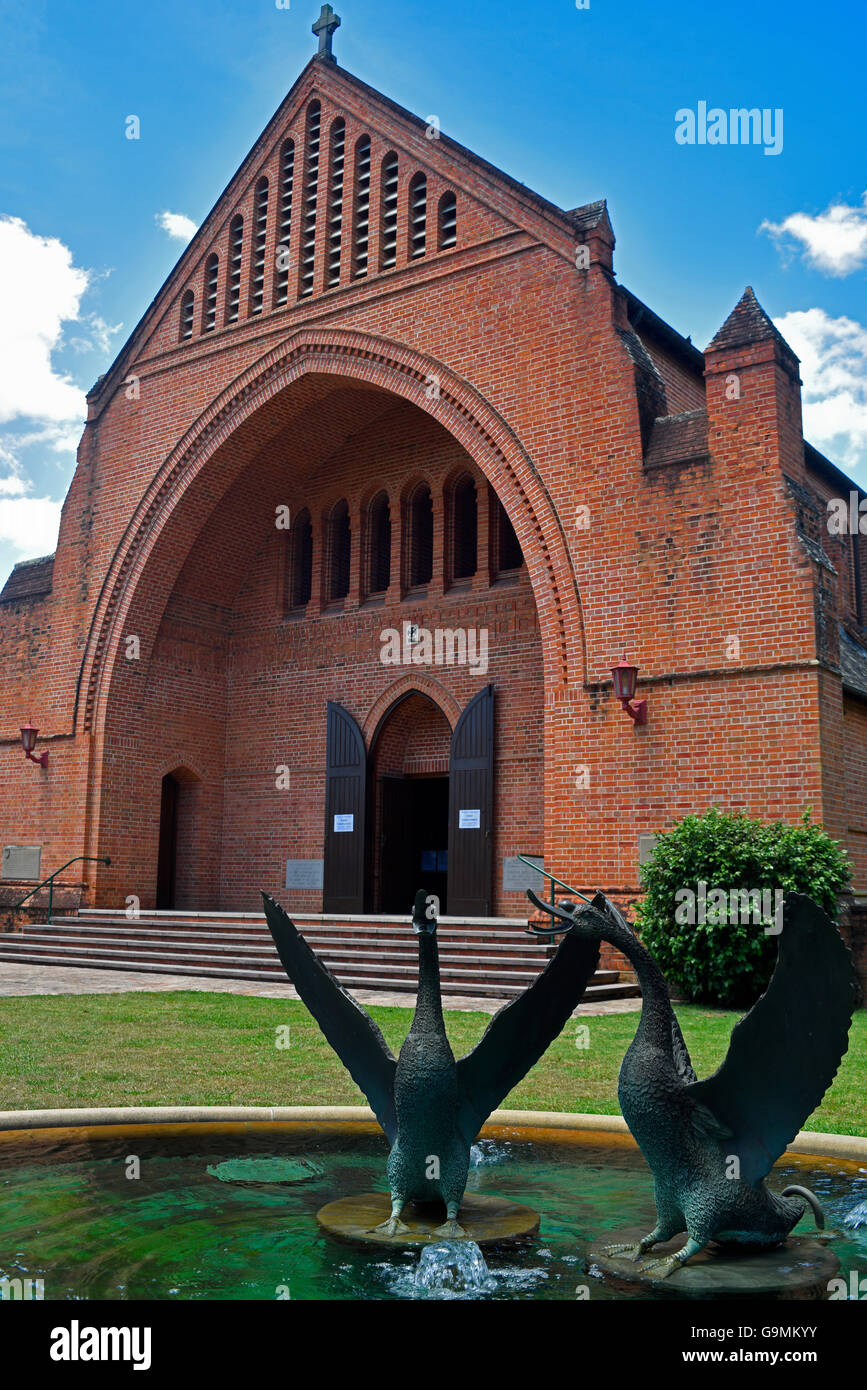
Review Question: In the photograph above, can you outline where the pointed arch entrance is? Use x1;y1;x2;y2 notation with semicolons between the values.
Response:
370;690;453;913
322;685;496;917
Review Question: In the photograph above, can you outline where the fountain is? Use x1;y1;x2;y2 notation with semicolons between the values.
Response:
261;886;601;1244
0;1119;864;1300
0;883;862;1301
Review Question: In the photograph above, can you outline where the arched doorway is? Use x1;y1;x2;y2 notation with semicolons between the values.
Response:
83;332;555;912
155;766;201;909
370;692;452;913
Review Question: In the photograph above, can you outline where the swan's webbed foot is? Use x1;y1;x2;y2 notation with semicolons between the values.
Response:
600;1241;646;1262
642;1236;705;1279
433;1218;467;1240
372;1215;412;1237
370;1197;410;1237
433;1202;467;1240
602;1223;671;1262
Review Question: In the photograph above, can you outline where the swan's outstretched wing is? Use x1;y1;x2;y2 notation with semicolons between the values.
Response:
687;893;854;1184
262;894;398;1144
453;905;600;1145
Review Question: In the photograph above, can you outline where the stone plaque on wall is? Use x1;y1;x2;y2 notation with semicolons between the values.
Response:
638;834;657;866
2;845;42;881
502;855;544;893
285;859;324;891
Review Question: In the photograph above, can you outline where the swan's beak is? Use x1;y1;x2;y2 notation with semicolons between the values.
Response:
527;891;613;940
527;890;580;936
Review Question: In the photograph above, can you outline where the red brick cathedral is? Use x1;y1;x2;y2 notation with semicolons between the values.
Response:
2;13;867;954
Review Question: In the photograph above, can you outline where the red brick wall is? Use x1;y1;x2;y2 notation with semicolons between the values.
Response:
0;54;862;991
844;698;867;893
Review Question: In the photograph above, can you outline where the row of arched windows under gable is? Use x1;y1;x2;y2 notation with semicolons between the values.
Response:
285;477;524;613
179;101;459;342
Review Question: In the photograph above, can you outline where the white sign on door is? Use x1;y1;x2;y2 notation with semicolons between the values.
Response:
458;809;481;829
333;814;354;833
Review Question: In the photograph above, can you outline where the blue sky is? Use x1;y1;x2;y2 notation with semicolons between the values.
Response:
1;0;865;587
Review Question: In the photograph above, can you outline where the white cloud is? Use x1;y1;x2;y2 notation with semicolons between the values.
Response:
69;314;124;355
0;491;61;559
0;215;90;425
761;194;867;277
774;307;867;472
156;210;198;243
0;217;114;571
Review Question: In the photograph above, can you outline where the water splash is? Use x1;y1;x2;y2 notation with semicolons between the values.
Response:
407;1243;497;1299
842;1197;867;1230
469;1139;512;1168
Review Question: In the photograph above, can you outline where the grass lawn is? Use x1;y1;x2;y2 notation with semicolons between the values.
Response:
0;993;864;1136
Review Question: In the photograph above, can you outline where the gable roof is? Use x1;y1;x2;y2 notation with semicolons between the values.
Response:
88;55;602;405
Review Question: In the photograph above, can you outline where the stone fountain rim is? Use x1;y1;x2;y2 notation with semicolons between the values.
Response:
0;1105;864;1161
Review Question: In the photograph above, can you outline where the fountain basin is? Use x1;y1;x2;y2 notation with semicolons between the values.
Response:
0;1109;864;1301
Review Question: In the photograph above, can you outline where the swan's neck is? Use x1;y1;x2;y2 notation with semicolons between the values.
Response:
606;921;673;1052
411;931;444;1033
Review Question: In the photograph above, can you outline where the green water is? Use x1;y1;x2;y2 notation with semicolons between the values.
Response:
0;1128;865;1300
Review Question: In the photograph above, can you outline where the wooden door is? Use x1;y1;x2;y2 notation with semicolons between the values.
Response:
323;702;367;913
447;684;494;915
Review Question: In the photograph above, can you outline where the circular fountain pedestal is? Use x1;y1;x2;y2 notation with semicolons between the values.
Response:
317;1191;540;1247
590;1226;840;1299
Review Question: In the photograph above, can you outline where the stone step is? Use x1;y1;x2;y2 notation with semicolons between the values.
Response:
0;932;589;976
37;922;554;956
0;937;564;982
74;910;534;931
0;945;637;1001
0;906;637;1001
57;915;545;948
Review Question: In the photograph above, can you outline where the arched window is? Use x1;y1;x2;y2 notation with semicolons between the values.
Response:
353;136;371;279
249;178;268;314
329;500;351;601
274;139;295;307
408;173;427;259
380;152;399;270
179;289;195;342
366;491;391;594
494;496;523;572
202;253;219;333
438;191;457;250
289;509;313;609
408;484;434;588
451;474;477;580
327;119;345;288
225;216;243;323
299;101;321;298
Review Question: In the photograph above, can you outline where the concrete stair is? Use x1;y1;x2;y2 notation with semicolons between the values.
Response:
0;908;639;1002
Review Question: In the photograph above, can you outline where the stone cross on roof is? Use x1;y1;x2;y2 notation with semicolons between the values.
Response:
313;4;341;61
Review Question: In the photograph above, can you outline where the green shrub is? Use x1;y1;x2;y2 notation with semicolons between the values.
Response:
634;808;851;1007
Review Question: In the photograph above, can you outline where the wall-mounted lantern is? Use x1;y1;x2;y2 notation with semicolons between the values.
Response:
21;720;49;768
611;660;647;726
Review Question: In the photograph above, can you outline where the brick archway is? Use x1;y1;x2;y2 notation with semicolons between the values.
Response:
77;328;584;744
368;688;453;913
362;673;462;744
